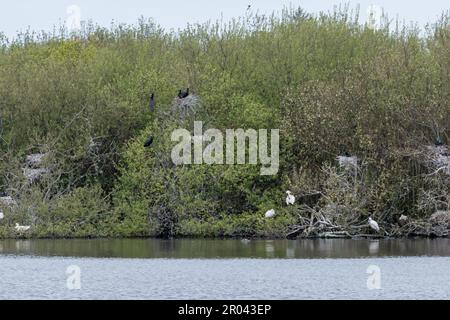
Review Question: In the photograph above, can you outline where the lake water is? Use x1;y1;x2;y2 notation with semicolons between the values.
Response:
1;239;450;299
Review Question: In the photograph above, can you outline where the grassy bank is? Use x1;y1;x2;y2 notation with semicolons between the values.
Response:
0;7;449;239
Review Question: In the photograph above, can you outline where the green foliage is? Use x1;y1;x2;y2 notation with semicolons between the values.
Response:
0;185;111;238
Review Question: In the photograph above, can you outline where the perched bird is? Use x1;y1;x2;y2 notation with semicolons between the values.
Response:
247;5;251;10
286;191;295;205
265;209;276;218
178;88;190;99
149;93;155;112
398;215;408;226
435;138;444;146
0;210;4;220
15;223;31;232
368;217;380;232
144;136;154;148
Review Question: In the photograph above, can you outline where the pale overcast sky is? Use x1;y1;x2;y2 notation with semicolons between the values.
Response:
0;0;448;39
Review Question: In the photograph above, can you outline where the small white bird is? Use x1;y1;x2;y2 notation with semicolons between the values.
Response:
0;210;4;220
399;215;408;226
286;191;296;205
15;223;31;232
368;218;380;232
265;209;276;218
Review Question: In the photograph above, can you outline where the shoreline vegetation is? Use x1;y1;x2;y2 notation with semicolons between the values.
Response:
0;7;449;240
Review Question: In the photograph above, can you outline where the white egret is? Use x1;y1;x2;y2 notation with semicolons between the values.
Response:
286;191;295;205
15;223;31;232
0;211;4;220
265;209;276;218
368;218;380;232
399;215;408;226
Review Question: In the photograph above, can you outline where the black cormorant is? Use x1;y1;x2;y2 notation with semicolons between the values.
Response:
149;93;155;112
178;88;190;99
144;136;154;148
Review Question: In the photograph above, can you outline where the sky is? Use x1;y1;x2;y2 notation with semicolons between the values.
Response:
0;0;448;39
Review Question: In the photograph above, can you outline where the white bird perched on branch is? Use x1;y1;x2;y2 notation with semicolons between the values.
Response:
15;223;31;232
265;209;276;218
0;211;4;220
368;218;380;232
286;191;295;205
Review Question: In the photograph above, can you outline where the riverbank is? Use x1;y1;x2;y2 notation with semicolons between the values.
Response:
0;212;448;240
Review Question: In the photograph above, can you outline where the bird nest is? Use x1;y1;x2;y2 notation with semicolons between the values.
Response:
0;196;17;208
26;153;47;168
337;155;359;171
22;168;49;183
430;211;450;227
424;145;450;175
428;211;450;237
22;152;50;183
171;95;202;117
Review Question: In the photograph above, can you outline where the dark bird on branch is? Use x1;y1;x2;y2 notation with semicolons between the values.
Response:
144;136;154;148
435;138;444;146
149;93;155;112
178;88;190;99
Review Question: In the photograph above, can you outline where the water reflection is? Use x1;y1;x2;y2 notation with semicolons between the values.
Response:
0;238;449;259
15;240;31;251
369;241;380;255
265;241;275;258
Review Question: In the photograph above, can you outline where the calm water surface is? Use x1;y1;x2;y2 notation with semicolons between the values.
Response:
1;239;449;299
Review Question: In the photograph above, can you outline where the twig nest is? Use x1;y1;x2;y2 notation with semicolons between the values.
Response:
26;153;47;168
425;145;450;175
23;168;49;183
429;211;450;228
0;196;16;220
0;196;17;207
337;155;358;170
171;94;202;116
429;211;450;237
